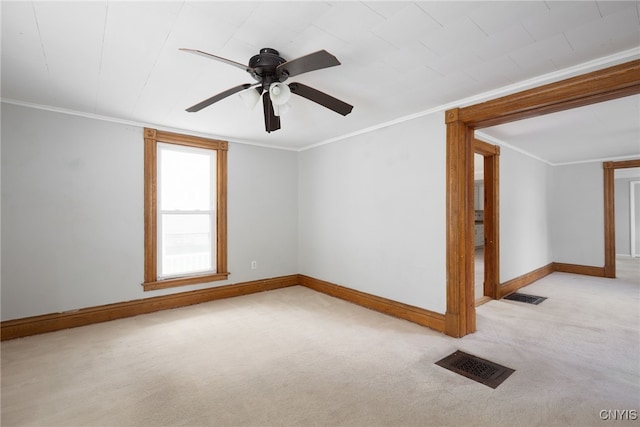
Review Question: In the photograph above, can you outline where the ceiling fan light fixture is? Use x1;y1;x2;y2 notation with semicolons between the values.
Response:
269;82;291;106
239;87;261;109
273;102;290;117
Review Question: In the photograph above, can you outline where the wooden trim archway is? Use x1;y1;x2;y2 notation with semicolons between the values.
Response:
444;59;640;338
604;159;640;277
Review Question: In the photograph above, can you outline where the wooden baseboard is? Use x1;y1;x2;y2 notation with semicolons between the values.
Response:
552;262;606;277
475;296;492;307
1;274;445;340
498;263;554;298
1;261;612;341
298;275;446;333
1;275;298;341
497;262;607;299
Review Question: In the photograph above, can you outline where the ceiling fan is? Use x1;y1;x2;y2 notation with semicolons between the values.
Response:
180;47;353;133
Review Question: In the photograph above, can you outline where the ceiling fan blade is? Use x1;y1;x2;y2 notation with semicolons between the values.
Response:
180;48;254;74
262;92;281;133
276;50;340;79
289;82;353;116
186;83;253;112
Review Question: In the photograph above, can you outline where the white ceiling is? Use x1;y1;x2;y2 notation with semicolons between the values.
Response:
478;94;640;165
2;1;639;161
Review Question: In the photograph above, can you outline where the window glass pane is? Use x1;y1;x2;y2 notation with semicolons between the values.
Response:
159;146;215;211
160;214;215;277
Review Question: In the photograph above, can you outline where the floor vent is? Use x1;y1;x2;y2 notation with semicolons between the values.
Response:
503;292;547;305
435;350;515;389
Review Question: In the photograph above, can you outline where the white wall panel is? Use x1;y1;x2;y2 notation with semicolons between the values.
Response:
298;112;447;314
615;177;636;256
227;143;299;283
549;162;605;267
499;146;553;282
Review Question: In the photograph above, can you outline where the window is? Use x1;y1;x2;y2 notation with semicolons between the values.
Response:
143;128;228;291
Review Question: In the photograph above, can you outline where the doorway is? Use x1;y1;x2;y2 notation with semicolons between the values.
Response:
611;166;640;280
444;59;640;338
473;139;500;306
630;179;640;258
604;160;640;278
618;177;640;281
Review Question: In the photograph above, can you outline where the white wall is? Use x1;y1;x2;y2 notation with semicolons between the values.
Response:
1;103;298;320
227;143;298;282
298;112;447;314
499;146;553;282
549;162;604;267
2;101;617;322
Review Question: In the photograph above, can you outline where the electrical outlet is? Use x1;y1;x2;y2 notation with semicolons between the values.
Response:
251;260;257;270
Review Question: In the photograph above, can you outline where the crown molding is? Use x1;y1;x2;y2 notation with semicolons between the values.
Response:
301;47;640;152
615;168;640;179
3;48;638;154
474;131;554;166
0;98;299;152
475;130;640;167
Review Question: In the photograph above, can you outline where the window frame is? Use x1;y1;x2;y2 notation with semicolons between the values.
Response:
143;128;229;291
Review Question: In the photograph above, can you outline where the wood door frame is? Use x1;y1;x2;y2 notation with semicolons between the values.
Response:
632;181;640;258
444;59;640;338
603;159;640;277
474;139;500;301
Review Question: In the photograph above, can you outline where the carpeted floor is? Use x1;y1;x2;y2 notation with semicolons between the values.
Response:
2;265;639;426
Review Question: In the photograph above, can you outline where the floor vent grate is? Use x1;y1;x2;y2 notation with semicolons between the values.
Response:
503;292;547;305
435;350;515;389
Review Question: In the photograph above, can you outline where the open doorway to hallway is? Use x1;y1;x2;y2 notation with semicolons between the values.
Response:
473;139;500;306
474;153;485;304
614;167;640;281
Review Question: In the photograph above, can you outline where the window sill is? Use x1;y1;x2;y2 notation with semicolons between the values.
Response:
143;272;230;291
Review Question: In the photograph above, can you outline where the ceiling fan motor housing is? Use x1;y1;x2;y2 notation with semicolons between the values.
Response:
249;48;287;84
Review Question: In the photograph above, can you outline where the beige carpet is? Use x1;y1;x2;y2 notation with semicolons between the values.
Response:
2;266;639;426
